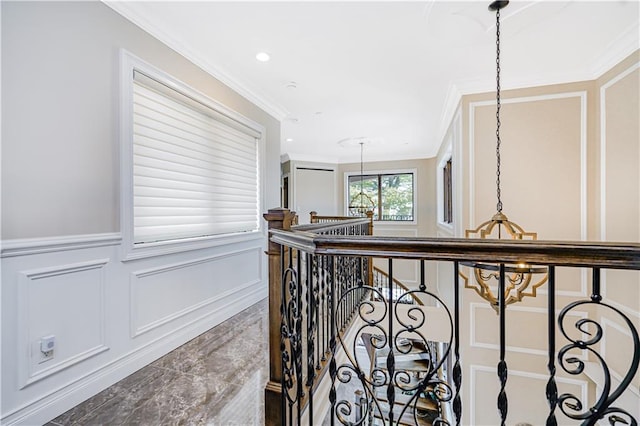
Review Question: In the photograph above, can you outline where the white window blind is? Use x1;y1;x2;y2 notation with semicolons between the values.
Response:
132;71;259;245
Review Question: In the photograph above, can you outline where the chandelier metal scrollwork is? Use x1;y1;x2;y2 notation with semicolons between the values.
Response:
349;141;376;217
461;0;548;312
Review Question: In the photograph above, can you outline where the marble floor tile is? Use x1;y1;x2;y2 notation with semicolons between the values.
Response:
51;299;268;425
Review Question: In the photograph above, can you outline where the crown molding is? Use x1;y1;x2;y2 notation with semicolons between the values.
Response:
103;1;289;121
280;153;291;164
589;21;640;80
434;82;463;157
434;26;639;157
283;152;341;165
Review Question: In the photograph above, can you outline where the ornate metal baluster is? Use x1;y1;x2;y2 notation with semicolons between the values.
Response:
591;267;601;303
281;246;301;426
321;254;327;363
546;266;558;426
280;245;290;426
453;261;462;426
328;255;337;426
337;256;343;332
387;258;396;424
325;254;331;361
316;254;322;368
497;263;508;425
344;255;349;328
306;252;315;425
347;256;353;322
296;250;303;425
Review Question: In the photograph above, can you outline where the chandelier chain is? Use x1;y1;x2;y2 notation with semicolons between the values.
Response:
360;141;364;195
495;8;503;213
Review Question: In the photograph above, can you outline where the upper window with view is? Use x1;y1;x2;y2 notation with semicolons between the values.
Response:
348;172;415;221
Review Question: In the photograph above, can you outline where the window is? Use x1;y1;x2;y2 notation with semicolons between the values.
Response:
442;159;453;224
121;51;263;255
348;172;414;221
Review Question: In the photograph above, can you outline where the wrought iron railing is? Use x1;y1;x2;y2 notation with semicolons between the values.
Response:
264;209;375;425
263;208;640;426
310;210;374;225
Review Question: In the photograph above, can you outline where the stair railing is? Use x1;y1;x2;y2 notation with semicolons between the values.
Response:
264;208;640;426
264;208;375;425
372;266;423;305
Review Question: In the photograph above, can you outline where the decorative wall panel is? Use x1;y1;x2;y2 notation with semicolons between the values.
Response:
17;259;109;388
130;247;262;337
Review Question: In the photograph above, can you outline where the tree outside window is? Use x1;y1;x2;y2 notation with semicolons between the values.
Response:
348;173;414;221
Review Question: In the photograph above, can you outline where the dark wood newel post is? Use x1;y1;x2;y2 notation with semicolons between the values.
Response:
263;208;295;426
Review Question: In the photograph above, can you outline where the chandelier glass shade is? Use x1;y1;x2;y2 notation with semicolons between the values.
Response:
462;0;548;312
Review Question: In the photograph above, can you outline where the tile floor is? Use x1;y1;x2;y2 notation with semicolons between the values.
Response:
47;299;269;426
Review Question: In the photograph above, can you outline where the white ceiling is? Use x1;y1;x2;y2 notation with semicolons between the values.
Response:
107;1;639;163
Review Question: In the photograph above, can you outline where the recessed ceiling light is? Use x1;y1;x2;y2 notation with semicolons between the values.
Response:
256;52;270;62
286;138;293;142
285;81;297;89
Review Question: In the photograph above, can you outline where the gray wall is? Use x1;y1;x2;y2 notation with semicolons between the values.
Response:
1;2;280;423
2;1;281;239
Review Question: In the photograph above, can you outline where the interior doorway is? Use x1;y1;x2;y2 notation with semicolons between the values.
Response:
294;167;337;224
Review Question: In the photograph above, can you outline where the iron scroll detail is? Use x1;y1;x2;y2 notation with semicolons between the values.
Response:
330;283;455;425
557;297;639;426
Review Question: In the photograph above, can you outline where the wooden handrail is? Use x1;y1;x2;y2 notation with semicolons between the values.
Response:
310;210;372;223
269;232;640;270
293;218;371;234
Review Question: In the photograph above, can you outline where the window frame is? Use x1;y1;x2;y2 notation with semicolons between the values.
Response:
442;158;453;224
119;50;266;260
437;153;454;231
344;168;417;224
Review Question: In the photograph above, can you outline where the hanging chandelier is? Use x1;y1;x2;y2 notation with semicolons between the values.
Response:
461;0;548;312
348;141;375;217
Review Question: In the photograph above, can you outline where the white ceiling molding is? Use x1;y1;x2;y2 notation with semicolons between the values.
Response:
103;1;638;164
282;152;340;165
435;83;463;158
433;23;639;159
589;21;640;80
103;1;289;121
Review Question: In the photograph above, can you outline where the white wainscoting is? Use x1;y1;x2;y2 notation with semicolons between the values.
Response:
1;232;267;425
130;247;262;337
17;259;110;389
